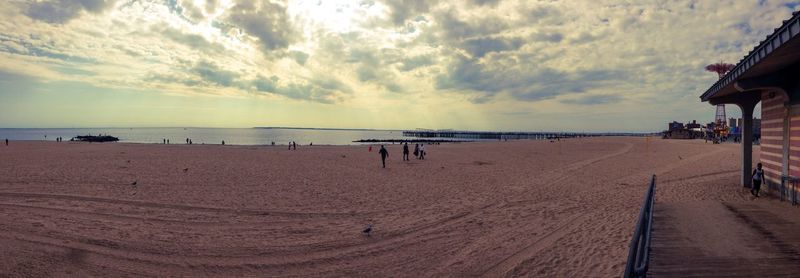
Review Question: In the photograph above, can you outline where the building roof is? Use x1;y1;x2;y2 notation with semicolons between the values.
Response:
700;11;800;102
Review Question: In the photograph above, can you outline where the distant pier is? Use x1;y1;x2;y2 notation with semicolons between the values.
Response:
402;130;649;140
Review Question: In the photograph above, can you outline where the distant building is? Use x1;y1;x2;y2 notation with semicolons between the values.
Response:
668;121;684;131
686;120;701;130
664;120;704;139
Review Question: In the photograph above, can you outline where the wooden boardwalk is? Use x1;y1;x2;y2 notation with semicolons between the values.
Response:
649;200;800;277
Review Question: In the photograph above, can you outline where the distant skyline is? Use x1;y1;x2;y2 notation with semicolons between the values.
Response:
1;0;797;131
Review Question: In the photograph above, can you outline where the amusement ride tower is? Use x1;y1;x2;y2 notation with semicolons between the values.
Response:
705;62;736;136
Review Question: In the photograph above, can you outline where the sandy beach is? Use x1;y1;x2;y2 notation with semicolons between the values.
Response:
0;137;753;277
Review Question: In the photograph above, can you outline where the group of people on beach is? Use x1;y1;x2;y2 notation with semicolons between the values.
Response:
378;142;427;168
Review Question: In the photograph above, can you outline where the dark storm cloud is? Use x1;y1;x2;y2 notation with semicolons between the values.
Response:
436;54;622;103
225;0;297;52
560;94;623;105
25;0;116;24
461;37;524;58
382;0;438;25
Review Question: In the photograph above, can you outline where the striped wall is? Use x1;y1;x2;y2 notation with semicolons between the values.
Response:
760;91;785;184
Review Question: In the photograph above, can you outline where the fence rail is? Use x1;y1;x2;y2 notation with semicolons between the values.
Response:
623;175;656;278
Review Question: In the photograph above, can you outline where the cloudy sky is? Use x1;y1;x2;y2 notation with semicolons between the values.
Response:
0;0;797;131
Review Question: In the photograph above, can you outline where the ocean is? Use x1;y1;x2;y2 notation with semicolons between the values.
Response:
0;128;411;145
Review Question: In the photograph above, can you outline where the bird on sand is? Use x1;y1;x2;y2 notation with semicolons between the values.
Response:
362;224;373;236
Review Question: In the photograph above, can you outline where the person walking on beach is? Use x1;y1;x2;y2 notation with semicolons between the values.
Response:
4;139;7;146
293;141;297;150
751;163;765;197
414;144;420;158
379;145;389;168
402;143;410;161
419;144;426;160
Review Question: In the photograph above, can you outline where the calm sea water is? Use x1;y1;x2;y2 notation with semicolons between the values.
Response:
0;128;411;145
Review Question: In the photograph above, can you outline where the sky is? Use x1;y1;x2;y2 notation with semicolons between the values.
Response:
0;0;798;131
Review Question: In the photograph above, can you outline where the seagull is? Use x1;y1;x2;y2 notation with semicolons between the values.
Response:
362;224;373;236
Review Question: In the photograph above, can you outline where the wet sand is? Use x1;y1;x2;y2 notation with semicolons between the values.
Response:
0;137;751;277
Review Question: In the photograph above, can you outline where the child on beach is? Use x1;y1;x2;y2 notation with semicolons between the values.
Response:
751;163;765;197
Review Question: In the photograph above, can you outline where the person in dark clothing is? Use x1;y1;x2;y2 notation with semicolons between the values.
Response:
5;139;7;146
751;163;765;197
293;141;297;150
413;144;419;158
402;143;410;161
379;145;389;168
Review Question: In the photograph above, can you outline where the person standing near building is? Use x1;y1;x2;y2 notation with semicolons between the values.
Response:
419;144;426;160
751;163;765;197
402;143;409;161
379;145;389;168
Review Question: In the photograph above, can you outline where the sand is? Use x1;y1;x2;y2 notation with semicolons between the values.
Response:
0;137;753;277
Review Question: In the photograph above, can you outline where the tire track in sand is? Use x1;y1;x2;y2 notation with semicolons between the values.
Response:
0;192;387;218
478;213;590;277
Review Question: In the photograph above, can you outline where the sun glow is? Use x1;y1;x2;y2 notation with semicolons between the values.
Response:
289;0;386;34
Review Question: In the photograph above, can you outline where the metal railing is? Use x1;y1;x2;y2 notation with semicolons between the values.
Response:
623;175;656;278
779;176;798;205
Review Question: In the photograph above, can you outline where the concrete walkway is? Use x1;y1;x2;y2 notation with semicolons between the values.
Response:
649;199;800;277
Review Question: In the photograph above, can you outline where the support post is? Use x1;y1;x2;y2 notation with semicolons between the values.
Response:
739;100;758;188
